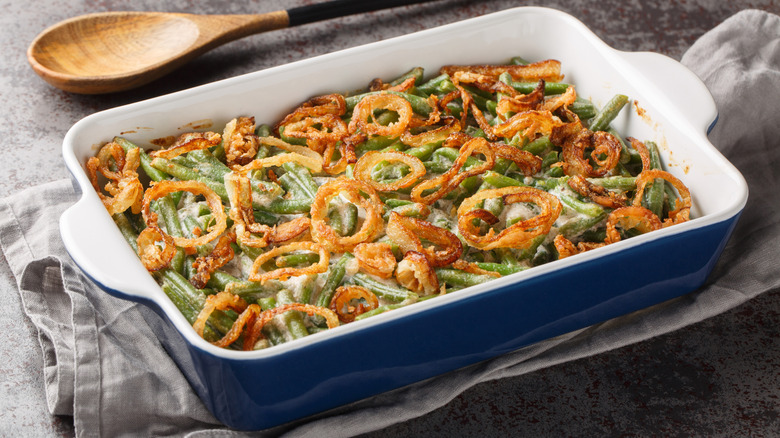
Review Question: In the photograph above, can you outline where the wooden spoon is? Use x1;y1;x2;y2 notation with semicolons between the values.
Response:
28;0;436;94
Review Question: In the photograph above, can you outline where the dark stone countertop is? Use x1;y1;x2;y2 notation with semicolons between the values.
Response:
1;1;778;436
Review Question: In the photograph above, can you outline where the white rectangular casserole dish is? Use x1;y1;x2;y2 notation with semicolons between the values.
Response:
59;6;747;430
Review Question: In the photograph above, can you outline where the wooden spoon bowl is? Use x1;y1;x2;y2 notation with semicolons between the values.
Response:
27;11;288;94
27;0;436;94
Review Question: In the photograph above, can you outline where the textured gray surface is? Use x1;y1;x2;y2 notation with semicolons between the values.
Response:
1;0;778;436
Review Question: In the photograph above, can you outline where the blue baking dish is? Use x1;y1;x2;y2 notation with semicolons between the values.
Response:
59;7;747;430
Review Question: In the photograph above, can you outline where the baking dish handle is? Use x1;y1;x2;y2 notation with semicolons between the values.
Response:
615;50;718;133
60;194;161;303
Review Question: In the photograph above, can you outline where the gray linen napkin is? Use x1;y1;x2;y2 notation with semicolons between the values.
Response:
1;8;778;437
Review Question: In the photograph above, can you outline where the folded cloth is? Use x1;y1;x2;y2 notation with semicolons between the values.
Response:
1;8;778;437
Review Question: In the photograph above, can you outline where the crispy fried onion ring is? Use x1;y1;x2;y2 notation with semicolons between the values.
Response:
441;60;564;82
192;291;257;349
93;141;126;180
190;230;236;289
390;202;431;219
560;130;622;177
553;234;605;259
223;117;260;167
310;178;384;252
150;131;221;160
268;216;311;245
238;149;323;175
605;206;663;244
567;175;627;209
492;110;565;140
87;143;144;215
276;93;347;129
224;172;272;248
257;136;324;173
385;212;462;267
540;84;577;113
633;169;692;226
282;114;348;154
319;138;352;175
452;259;501;278
136;226;176;271
411;135;495;205
142;180;227;248
329;285;379;323
353;242;397;279
495;80;546;116
491;143;543;176
248;241;329;284
353;150;426;192
244;303;340;349
369;76;417;93
395;251;440;295
457;186;562;250
451;71;518;96
401;116;461;148
627;137;652;172
348;92;413;138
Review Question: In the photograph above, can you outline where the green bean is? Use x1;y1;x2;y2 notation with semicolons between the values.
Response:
276;290;309;340
112;212;139;252
589;176;636;191
328;200;358;236
350;273;418;304
255;297;286;346
589;94;629;132
155;195;186;274
206;271;240;291
355;135;397;153
475;262;527;276
299;275;316;305
253;209;278;226
558;191;605;218
113;136;168;182
181;216;211;257
273;252;320;268
391;66;424;86
424;160;451;174
541;150;559;170
493;247;518;265
259;197;313;215
150;157;229;201
157;269;236;338
255;124;272;138
509;56;530;65
354;303;405;321
557;212;608;238
644;141;666;218
315;253;354;308
278;125;307;146
279;165;318;199
517;234;546;261
569;98;598;120
416;73;456;95
435;268;498;288
383;198;412;209
510;80;571;95
383;201;430;221
186;149;232;181
345;91;433;116
522;136;554;155
404;141;440;161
